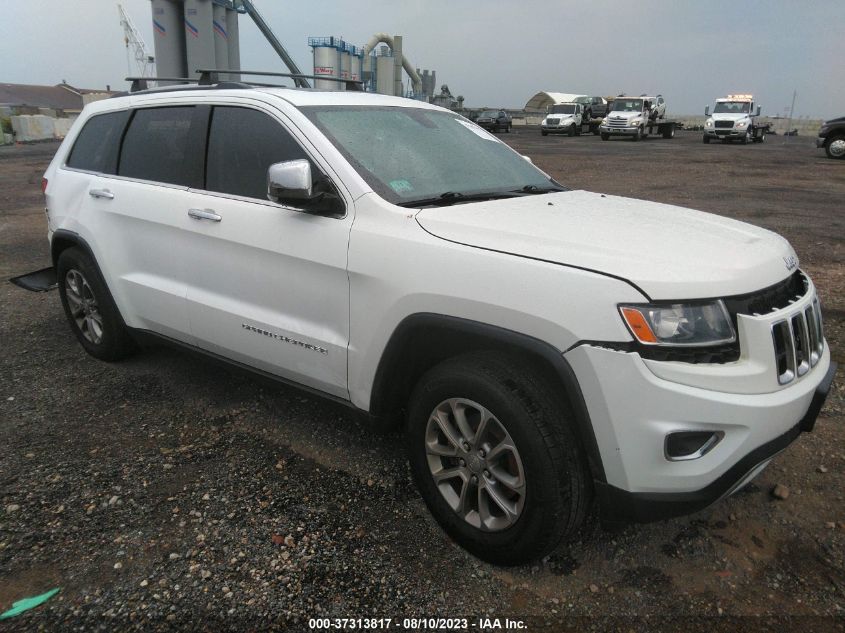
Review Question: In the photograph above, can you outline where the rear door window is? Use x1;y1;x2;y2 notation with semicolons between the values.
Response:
205;106;312;200
118;106;205;187
66;110;129;174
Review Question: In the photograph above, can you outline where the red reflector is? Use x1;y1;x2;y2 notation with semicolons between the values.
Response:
41;178;48;194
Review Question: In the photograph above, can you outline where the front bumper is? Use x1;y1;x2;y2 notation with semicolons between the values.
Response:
816;136;826;148
565;336;835;522
600;125;639;136
542;122;577;133
705;128;747;138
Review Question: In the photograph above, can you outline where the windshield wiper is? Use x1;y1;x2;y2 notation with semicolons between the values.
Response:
512;184;567;194
396;190;523;208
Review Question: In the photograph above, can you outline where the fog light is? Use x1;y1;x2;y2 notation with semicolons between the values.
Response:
665;431;724;461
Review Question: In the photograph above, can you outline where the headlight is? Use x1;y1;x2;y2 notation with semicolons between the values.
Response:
630;118;643;126
619;300;736;346
704;119;714;128
736;120;748;129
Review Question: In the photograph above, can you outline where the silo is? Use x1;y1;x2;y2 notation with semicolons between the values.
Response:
338;43;351;91
349;47;363;85
183;0;215;79
225;8;240;80
151;0;186;83
375;49;394;95
311;38;339;90
212;3;229;74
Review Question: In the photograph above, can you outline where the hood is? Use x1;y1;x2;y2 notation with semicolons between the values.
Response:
607;111;642;119
545;114;576;122
415;190;797;300
710;113;750;122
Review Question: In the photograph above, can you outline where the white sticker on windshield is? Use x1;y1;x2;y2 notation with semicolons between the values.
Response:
457;119;499;142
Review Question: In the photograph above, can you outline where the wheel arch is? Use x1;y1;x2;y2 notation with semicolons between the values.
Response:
368;313;607;483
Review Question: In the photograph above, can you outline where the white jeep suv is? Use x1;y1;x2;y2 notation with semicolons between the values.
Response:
42;85;835;565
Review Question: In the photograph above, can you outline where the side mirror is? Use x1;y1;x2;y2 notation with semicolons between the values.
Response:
267;159;313;203
756;105;761;116
704;105;710;116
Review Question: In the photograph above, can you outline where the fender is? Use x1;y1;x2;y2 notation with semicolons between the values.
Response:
370;313;607;484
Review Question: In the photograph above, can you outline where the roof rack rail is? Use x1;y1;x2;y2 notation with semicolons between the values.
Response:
197;69;365;91
124;76;259;94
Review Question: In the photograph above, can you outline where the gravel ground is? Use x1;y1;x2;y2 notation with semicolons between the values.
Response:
1;135;843;632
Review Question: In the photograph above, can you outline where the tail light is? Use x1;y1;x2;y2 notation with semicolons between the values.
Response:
41;178;48;194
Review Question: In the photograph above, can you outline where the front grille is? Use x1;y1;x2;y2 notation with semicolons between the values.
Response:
607;118;629;128
714;121;734;129
771;298;824;384
546;118;560;125
723;271;807;317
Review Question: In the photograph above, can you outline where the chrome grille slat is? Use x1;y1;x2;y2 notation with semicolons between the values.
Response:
771;297;823;385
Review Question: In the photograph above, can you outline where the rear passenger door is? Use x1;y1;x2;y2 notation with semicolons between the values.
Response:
182;103;353;399
66;105;207;342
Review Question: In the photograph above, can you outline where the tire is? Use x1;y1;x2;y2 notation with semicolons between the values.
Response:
567;124;576;137
575;124;582;136
541;130;548;136
703;135;710;143
758;131;766;143
592;126;600;136
741;130;751;144
505;124;511;133
57;247;136;361
825;135;845;159
406;352;592;565
662;125;674;139
631;127;641;142
601;133;610;141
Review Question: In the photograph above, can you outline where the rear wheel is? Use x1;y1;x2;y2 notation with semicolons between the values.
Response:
825;135;845;159
758;130;766;143
406;352;592;565
505;124;511;133
662;125;674;139
57;247;136;361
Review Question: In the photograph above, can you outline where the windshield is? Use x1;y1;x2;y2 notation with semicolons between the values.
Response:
573;96;590;104
713;101;751;114
610;99;643;112
302;106;561;206
478;110;498;118
549;104;577;114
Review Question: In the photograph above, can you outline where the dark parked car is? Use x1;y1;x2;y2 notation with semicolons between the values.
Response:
475;109;512;133
573;96;609;122
817;117;845;159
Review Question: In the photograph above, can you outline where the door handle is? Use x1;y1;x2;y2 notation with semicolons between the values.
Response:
89;188;114;200
188;208;222;222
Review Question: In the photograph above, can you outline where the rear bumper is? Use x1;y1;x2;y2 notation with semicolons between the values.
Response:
595;359;836;522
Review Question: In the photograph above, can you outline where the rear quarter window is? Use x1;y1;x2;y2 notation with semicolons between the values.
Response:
66;110;129;174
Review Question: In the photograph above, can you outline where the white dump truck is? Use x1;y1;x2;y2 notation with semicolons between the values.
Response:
703;94;769;144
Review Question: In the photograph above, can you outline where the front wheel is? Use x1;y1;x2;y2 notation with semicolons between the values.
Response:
57;247;136;361
505;124;511;133
601;132;610;141
541;130;548;136
825;135;845;159
703;135;710;143
406;352;591;565
567;123;576;137
631;127;641;141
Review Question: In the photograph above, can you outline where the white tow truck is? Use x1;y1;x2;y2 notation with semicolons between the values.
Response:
703;94;769;144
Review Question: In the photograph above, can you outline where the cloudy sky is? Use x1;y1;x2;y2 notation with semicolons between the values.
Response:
2;0;842;118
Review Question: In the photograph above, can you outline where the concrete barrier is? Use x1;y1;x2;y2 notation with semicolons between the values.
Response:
9;114;76;142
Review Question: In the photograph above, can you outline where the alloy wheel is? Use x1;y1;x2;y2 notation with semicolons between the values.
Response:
424;398;526;532
65;269;103;344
